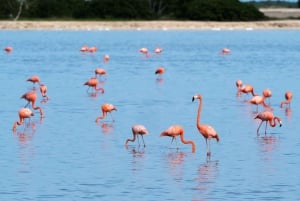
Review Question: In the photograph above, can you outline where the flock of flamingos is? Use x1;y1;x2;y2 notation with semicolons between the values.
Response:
9;45;293;158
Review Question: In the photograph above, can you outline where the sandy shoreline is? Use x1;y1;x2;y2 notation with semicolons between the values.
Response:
0;20;300;30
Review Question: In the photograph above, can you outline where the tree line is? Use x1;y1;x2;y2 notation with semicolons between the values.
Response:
0;0;266;21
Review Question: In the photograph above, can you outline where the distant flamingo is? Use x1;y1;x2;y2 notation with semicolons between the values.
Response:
139;47;150;57
40;84;49;101
248;95;272;112
221;48;230;54
235;80;257;96
80;45;89;52
235;79;243;96
154;46;162;54
21;91;44;117
84;77;104;93
103;54;110;63
95;103;117;123
95;68;107;77
254;110;282;135
192;94;219;156
88;46;97;53
125;125;149;147
263;88;272;103
27;75;41;86
155;67;165;75
160;125;196;153
13;108;34;132
4;46;13;52
280;91;293;108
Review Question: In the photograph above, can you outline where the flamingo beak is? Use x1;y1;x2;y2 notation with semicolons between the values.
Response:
192;97;195;102
279;121;282;127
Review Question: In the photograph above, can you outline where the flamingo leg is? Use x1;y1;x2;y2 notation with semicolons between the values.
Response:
257;121;263;135
264;121;268;135
136;134;140;146
141;135;146;147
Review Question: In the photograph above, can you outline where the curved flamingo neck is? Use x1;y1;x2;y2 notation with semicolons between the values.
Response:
179;134;196;153
269;117;280;127
196;96;203;130
126;132;137;145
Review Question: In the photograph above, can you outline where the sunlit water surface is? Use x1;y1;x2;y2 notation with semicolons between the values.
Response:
0;30;299;200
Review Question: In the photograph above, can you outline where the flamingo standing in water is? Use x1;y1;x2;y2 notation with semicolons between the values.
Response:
21;91;44;117
95;103;117;123
192;94;220;156
84;77;104;93
13;108;34;132
27;75;41;86
139;48;150;57
154;46;162;54
103;54;110;63
221;48;230;54
254;110;282;135
263;88;272;103
155;67;165;75
4;46;13;52
160;125;196;153
248;95;272;112
125;125;149;147
280;91;293;108
40;84;49;101
95;68;107;78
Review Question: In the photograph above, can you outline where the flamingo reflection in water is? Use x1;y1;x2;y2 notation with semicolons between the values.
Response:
193;160;219;200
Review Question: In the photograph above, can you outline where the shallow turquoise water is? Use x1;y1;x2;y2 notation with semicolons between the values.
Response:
0;30;299;200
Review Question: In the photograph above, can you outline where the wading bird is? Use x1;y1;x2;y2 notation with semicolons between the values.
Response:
21;91;44;117
192;94;219;157
95;103;117;123
254;110;282;135
84;77;104;93
160;125;196;153
13;108;34;132
125;124;148;147
280;91;293;108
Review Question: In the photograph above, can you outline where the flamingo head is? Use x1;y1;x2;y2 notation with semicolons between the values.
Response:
192;94;201;102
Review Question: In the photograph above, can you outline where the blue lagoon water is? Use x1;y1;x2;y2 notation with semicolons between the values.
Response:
0;29;299;200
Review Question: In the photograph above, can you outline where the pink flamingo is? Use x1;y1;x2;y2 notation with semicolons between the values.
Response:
221;48;230;54
13;108;34;132
125;125;149;147
192;94;220;156
21;91;44;117
27;75;41;86
80;45;89;52
263;88;272;103
154;46;162;54
235;79;258;97
103;54;110;63
139;47;150;57
248;95;271;112
95;68;107;78
254;110;282;135
95;103;117;123
4;46;13;53
40;84;49;101
160;125;196;153
84;77;104;93
280;91;293;108
155;67;165;75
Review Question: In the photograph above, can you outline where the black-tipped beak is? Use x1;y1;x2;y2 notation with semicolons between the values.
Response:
192;97;195;102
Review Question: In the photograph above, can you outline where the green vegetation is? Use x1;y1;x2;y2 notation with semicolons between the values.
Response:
0;0;267;21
